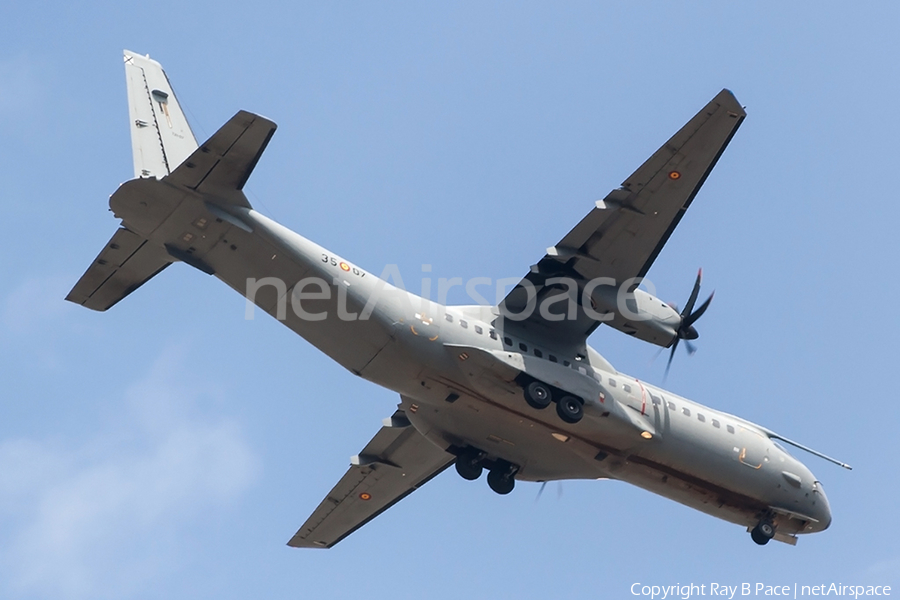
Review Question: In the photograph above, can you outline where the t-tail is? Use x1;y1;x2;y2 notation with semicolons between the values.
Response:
66;51;274;311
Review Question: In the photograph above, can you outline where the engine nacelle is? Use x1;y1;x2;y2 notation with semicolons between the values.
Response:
588;284;681;347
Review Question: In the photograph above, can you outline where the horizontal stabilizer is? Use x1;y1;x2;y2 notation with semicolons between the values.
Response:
165;110;277;206
66;227;173;311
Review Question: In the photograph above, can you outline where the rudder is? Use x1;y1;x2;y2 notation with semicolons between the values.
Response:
124;50;198;179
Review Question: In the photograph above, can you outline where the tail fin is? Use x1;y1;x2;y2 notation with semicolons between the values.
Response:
124;50;198;178
68;52;277;311
67;50;193;311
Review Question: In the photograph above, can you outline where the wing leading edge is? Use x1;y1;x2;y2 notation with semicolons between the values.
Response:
499;89;745;344
288;409;455;549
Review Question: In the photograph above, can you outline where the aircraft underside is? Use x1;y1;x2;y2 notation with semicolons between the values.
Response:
66;51;845;550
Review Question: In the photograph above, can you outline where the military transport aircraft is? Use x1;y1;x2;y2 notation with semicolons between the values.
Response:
67;51;849;548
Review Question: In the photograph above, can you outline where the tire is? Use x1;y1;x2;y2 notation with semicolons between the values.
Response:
556;395;584;423
487;468;515;495
455;451;484;481
750;521;775;545
524;381;552;409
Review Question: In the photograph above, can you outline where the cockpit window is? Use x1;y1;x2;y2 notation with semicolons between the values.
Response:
772;441;794;457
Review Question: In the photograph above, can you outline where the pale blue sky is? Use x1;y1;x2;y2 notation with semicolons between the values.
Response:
1;3;898;599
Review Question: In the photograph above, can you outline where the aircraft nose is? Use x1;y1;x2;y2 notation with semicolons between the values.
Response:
813;481;832;531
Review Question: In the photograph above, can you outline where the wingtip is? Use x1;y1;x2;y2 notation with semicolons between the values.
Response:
715;88;746;116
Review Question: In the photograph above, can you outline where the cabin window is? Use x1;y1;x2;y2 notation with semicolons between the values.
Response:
475;325;483;335
563;360;571;367
549;355;558;363
519;342;528;352
712;419;720;428
682;407;691;417
489;330;498;340
667;401;676;410
697;414;706;423
445;314;453;323
609;378;616;387
650;395;661;405
460;320;468;329
534;349;543;358
727;425;735;434
504;337;512;346
578;366;586;374
623;384;632;394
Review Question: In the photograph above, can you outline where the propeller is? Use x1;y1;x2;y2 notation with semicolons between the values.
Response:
664;269;714;379
534;481;563;503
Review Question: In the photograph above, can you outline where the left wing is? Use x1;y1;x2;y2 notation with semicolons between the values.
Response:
288;409;455;549
499;89;745;344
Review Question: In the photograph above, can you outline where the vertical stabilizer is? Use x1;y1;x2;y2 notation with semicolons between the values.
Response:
123;50;198;179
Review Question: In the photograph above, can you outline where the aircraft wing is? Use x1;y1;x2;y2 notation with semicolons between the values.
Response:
288;409;455;549
499;89;745;342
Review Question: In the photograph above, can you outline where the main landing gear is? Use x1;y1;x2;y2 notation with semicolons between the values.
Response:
454;448;518;495
486;464;516;495
455;448;485;481
521;376;585;423
750;518;776;545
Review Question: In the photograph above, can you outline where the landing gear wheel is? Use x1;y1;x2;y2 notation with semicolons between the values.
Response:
455;450;484;481
750;520;775;545
524;381;552;409
556;395;584;423
487;468;515;495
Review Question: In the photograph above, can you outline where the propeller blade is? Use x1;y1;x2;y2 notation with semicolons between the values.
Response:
684;292;714;328
682;268;703;318
648;345;666;366
660;269;712;380
664;338;679;380
535;481;547;503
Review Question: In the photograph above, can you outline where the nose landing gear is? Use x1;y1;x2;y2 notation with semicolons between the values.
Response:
750;519;776;545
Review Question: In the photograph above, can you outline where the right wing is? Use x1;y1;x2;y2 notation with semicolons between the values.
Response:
288;409;456;549
499;90;745;345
